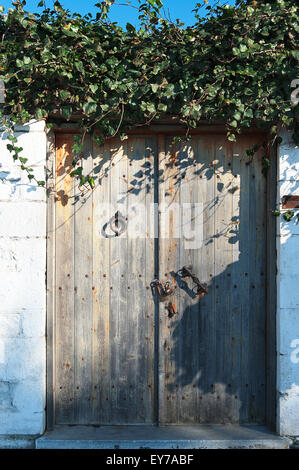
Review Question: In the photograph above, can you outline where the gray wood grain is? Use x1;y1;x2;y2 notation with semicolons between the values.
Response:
55;133;76;423
73;135;94;423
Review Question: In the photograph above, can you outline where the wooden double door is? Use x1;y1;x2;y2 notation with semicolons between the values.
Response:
51;130;269;426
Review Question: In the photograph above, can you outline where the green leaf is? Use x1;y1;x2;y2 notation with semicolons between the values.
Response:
88;176;95;189
233;112;242;121
158;103;167;112
90;84;98;94
59;90;69;100
70;166;83;177
83;100;97;115
62;106;72;119
79;175;86;186
283;210;294;222
151;84;159;93
239;44;247;53
126;23;136;33
100;104;109;112
36;108;47;119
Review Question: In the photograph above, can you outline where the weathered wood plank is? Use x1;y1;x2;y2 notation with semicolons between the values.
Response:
231;139;250;422
108;138;127;423
126;137;154;423
91;139;112;423
73;135;94;423
214;138;234;423
248;142;267;424
55;133;76;424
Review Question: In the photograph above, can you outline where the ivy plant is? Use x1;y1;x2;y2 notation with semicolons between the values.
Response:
0;0;298;190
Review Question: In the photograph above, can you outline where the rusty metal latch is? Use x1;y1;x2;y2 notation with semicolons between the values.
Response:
181;265;208;297
151;279;176;300
166;301;177;318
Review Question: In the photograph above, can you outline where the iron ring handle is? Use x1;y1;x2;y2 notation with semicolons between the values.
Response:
109;211;127;236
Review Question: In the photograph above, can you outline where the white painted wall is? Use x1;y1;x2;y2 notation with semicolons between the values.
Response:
277;130;299;437
0;120;47;435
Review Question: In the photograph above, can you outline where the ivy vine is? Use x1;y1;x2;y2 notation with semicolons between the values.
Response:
0;0;298;192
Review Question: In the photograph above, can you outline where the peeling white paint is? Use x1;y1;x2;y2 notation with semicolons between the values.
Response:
0;120;46;436
277;130;299;437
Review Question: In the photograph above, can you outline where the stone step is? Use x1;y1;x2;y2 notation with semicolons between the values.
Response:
35;424;290;449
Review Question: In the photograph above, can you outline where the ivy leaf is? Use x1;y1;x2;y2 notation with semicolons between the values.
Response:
83;99;97;115
70;166;83;177
88;176;95;189
79;175;86;186
151;84;159;93
59;90;69;100
89;84;98;94
283;210;294;222
62;106;72;119
126;23;136;33
239;44;247;53
36;108;47;119
158;103;167;112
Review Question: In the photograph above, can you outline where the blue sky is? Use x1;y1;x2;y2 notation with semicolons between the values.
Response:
0;1;236;26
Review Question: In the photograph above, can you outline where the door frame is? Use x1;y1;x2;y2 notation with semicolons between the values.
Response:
45;123;277;431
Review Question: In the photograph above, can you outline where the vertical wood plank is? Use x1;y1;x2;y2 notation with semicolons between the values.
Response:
214;138;234;423
231;139;250;422
91;139;112;423
248;141;267;423
55;133;75;423
195;137;216;423
73;135;94;423
109;138;128;423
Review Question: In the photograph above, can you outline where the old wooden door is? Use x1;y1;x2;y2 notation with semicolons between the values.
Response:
51;130;268;425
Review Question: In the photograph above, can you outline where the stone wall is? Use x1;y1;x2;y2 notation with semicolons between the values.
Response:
0;120;46;435
277;130;299;437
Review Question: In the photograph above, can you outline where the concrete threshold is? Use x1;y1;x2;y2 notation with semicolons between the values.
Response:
35;424;290;449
